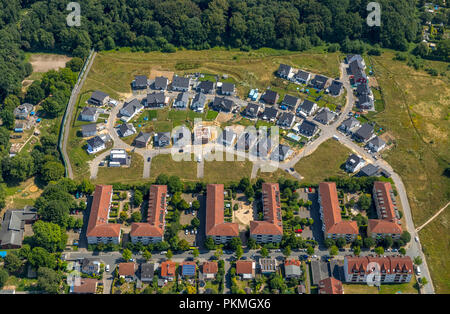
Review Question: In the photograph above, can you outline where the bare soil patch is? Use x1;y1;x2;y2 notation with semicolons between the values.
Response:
29;54;72;72
149;69;174;81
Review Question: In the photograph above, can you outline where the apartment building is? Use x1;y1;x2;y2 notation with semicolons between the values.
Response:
130;185;168;244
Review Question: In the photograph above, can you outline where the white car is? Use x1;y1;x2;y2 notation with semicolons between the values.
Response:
185;229;189;235
105;265;110;272
415;236;419;242
194;229;198;234
191;229;195;235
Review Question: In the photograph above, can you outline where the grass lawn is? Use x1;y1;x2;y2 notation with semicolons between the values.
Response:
150;154;198;181
368;50;450;293
294;139;351;183
203;159;253;183
94;152;144;184
256;168;290;182
343;278;419;294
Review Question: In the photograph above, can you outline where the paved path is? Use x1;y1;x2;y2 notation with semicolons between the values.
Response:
61;50;97;179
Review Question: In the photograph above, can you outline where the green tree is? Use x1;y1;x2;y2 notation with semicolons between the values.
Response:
166;250;173;260
235;245;243;260
143;250;152;262
191;200;200;211
66;57;84;72
32;220;67;252
335;238;346;249
191;217;200;228
306;246;314;256
120;211;128;222
193;248;199;258
40;161;65;184
329;245;338;257
4;252;23;273
204;237;216;250
133;190;143;207
29;247;56;269
131;211;142;222
375;246;385;256
283;246;291;257
38;200;70;228
414;256;423;266
247;238;257;250
260;247;269;258
78;179;95;194
357;194;371;211
178;239;190;251
214;248;223;259
122;249;132;261
37;267;62;294
0;269;9;289
324;238;335;249
353;246;361;256
363;237;376;249
399;247;406;255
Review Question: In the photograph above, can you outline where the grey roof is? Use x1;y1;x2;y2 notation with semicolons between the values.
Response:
121;98;143;116
90;91;108;103
358;164;380;177
357;94;374;107
310;260;330;285
141;263;156;280
282;95;299;108
212;97;235;112
278;112;295;126
87;136;105;149
134;131;151;144
271;144;292;161
81;123;97;134
346;154;363;168
312;75;329;89
354;123;374;141
367;136;385;148
259;258;277;272
243;103;260;118
118;123;136;137
134;75;148;88
156;132;171;143
221;82;235;93
285;264;302;277
14;103;33;116
340;117;360;130
314;109;335;124
328;80;343;95
154;76;168;89
172;76;190;89
176;91;189;103
298;120;318;134
197;80;215;92
147;92;166;105
262;107;278;120
295;70;310;80
261;90;278;104
278;64;292;76
347;54;364;64
356;83;371;95
299;99;316;113
192;92;207;108
81;107;97;116
0;208;37;247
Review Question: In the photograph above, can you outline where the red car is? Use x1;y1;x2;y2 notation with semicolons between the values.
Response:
295;229;303;233
308;187;312;192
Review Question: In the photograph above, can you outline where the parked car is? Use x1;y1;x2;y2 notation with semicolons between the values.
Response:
185;229;189;235
191;229;195;234
415;236;419;242
241;256;247;260
147;157;151;162
105;265;110;272
194;229;198;234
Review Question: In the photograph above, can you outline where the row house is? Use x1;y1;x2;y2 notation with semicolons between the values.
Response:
250;183;283;243
86;185;121;245
318;182;359;241
205;184;239;244
130;185;168;244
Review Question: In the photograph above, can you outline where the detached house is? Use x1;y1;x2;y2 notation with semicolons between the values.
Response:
130;185;168;244
14;103;33;120
297;120;318;138
174;92;189;109
277;112;295;129
154;132;171;147
319;277;344;294
260;90;279;105
270;144;293;162
277;64;294;80
132;75;148;90
71;278;98;294
236;260;255;280
202;261;218;280
81;123;97;138
86;136;106;154
357;94;374;110
0;207;37;249
338;117;361;134
327;80;343;96
345;154;366;173
118;262;137;281
134;131;151;148
297;99;318;117
191;93;207;112
197;80;215;94
117;123;136;138
220;82;235;96
366;136;386;153
181;261;196;278
205;184;239;244
242;103;261;119
261;107;279;122
311;75;329;90
353;123;374;143
294;70;311;85
281;95;300;111
318;182;359;241
314;108;335;125
146;92;168;108
161;261;177;281
259;258;277;274
79;107;99;122
120;98;143;122
250;183;283;243
86;185;121;245
284;260;302;279
88;91;109;106
141;263;157;283
153;76;169;90
171;76;190;92
211;97;236;113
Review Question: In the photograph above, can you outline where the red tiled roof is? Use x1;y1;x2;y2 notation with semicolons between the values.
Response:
284;259;301;267
368;219;402;235
205;184;239;237
236;260;254;275
72;278;98;294
373;181;397;222
118;262;136;276
319;182;358;235
250;183;283;236
346;256;413;275
202;261;218;274
86;185;121;238
130;185;167;238
161;261;176;277
319;277;343;294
